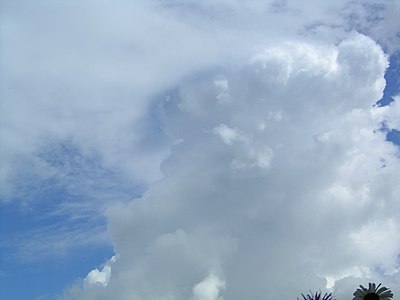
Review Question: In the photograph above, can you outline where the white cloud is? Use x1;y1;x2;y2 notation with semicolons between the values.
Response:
350;219;400;274
192;274;225;300
60;31;400;300
1;0;400;299
83;256;116;290
212;124;243;145
213;124;273;169
0;0;228;202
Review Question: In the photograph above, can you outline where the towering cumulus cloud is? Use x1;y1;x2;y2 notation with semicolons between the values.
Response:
63;32;400;299
2;0;400;299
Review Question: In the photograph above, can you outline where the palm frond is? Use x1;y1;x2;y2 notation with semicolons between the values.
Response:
297;290;334;300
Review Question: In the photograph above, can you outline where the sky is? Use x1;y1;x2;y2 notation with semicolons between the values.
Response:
0;0;400;299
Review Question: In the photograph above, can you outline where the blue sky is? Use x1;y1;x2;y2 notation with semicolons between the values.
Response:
381;51;400;145
1;1;400;300
0;163;116;299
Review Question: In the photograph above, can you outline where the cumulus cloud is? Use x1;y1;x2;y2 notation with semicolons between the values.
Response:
60;31;400;300
0;0;229;259
192;274;225;300
83;256;116;290
1;0;400;299
212;124;243;146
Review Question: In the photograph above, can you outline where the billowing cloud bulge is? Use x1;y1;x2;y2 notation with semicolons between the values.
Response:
1;0;400;299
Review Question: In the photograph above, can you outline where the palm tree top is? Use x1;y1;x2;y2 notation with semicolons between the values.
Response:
353;283;393;300
298;291;334;300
